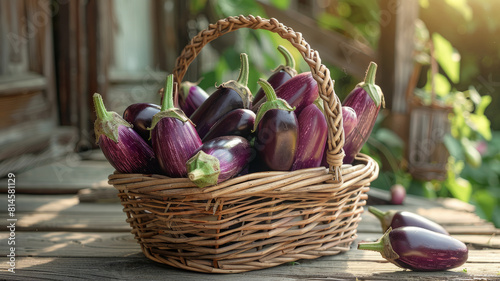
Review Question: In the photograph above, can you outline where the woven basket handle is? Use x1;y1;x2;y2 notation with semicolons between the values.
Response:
172;15;345;181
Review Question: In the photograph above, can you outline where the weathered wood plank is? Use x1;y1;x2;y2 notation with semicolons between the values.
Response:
1;231;498;259
1;252;499;281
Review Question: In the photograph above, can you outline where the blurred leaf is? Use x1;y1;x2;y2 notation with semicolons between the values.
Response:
444;134;464;160
469;114;492;140
432;33;460;84
270;0;291;10
190;0;207;13
444;0;473;21
445;172;472;202
215;0;264;17
473;189;497;221
425;71;451;97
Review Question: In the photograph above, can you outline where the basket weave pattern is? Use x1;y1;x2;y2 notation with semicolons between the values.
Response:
109;15;379;273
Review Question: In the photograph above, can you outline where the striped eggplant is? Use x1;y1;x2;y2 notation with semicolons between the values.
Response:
291;103;327;170
253;45;297;105
342;61;385;164
93;93;160;174
321;105;358;168
123;103;160;144
358;226;468;271
253;79;298;171
179;81;209;117
342;106;358;137
190;53;253;139
150;74;202;177
252;72;318;115
202;108;256;142
186;136;252;188
368;206;449;235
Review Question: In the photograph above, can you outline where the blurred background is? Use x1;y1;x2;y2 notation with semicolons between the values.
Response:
0;0;499;226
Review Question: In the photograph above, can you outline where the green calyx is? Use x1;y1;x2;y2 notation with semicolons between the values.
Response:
357;227;400;262
253;78;295;132
357;61;385;108
93;93;131;144
186;151;221;188
219;53;252;109
150;74;192;132
272;45;297;77
368;206;395;232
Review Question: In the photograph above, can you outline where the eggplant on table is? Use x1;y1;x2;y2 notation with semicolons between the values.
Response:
253;78;298;171
189;53;253;139
150;74;202;177
358;226;468;271
252;45;297;105
368;206;449;235
342;61;385;164
186;136;252;188
93;93;161;174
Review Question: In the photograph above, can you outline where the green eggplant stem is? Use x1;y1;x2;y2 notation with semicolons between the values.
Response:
368;206;386;220
278;45;295;69
364;61;377;85
161;74;175;112
258;78;278;102
236;53;249;88
252;79;295;132
357;239;385;252
93;93;111;120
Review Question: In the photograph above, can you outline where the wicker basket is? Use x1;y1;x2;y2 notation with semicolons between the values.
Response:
108;15;379;273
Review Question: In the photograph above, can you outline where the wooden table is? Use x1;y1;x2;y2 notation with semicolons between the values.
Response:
1;155;500;280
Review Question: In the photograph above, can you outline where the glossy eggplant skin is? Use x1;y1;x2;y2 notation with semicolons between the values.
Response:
254;109;298;171
151;74;202;177
389;227;468;271
252;72;318;115
342;106;358;137
190;88;249;139
187;136;252;187
368;206;449;235
99;126;161;174
291;103;327;171
202;109;256;142
342;62;384;164
93;93;160;174
151;118;202;177
253;45;297;105
123;103;161;144
179;82;209;117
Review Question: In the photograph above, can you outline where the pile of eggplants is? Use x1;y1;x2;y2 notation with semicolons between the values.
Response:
93;46;386;187
359;207;468;271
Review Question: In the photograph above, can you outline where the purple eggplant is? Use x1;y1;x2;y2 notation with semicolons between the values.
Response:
202;108;256;142
342;106;358;137
291;103;327;171
253;79;298;171
253;45;297;105
179;81;209;117
252;72;318;115
368;206;449;235
123;103;161;144
186;136;252;188
358;226;468;271
150;74;202;177
320;106;358;169
190;53;253;139
93;93;160;174
342;62;385;164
